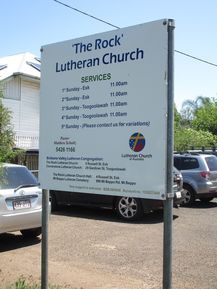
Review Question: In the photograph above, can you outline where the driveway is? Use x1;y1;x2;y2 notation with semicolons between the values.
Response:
0;200;217;289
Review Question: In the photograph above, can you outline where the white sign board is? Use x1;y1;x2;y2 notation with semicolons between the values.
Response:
39;19;168;200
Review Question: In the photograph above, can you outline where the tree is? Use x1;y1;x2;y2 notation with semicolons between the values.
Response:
192;101;217;135
174;97;217;151
174;127;217;152
0;84;19;162
174;105;181;129
180;96;211;123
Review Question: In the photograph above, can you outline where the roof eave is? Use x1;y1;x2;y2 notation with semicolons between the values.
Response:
1;72;40;82
13;72;40;80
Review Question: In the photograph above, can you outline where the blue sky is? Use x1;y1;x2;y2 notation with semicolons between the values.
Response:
1;0;216;110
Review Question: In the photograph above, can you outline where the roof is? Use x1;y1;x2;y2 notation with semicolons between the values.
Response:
0;52;41;81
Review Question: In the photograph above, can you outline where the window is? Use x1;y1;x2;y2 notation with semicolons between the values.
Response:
0;167;38;189
180;157;199;170
34;57;41;63
205;157;217;171
0;64;7;70
174;157;181;170
26;61;41;71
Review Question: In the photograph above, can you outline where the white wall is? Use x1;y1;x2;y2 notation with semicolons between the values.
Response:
20;79;40;136
2;76;40;149
3;77;20;100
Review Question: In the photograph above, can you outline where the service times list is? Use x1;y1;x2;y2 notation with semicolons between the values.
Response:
59;74;150;132
60;76;129;131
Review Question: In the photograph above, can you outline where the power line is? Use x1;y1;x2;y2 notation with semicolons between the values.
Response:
53;0;217;68
174;50;217;67
53;0;119;29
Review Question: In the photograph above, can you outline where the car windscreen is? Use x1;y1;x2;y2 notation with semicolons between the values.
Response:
205;157;217;171
0;166;38;189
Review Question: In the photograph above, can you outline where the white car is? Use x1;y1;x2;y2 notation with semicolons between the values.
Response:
0;163;42;238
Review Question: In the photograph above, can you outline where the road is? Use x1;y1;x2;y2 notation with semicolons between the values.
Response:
0;200;217;289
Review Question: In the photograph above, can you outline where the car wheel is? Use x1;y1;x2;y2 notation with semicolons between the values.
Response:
182;185;195;206
50;191;59;212
199;197;213;203
115;197;143;221
20;227;41;238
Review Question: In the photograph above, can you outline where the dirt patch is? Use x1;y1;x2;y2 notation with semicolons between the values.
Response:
1;203;217;289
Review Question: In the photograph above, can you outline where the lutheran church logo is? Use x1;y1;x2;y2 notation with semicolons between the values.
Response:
129;132;145;152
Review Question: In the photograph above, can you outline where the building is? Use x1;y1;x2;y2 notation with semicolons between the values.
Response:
0;52;40;149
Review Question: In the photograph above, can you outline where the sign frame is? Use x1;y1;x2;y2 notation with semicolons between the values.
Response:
39;19;169;201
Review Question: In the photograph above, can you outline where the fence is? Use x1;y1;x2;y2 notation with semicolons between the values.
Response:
16;149;39;178
14;135;39;150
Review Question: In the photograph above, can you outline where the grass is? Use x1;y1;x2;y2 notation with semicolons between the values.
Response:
6;278;60;289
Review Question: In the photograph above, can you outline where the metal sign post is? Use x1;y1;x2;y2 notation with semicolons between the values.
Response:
163;19;175;289
41;189;49;289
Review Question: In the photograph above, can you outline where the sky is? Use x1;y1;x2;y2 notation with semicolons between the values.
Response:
1;0;216;110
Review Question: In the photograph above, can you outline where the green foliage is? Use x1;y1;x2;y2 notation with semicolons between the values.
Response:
175;96;217;151
0;86;14;160
6;278;60;289
6;278;40;289
181;96;212;122
174;105;181;129
0;84;24;163
174;127;217;152
192;102;217;135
